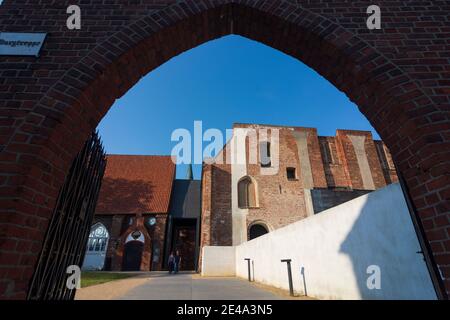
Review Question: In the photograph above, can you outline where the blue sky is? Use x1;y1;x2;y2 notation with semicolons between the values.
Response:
98;35;379;179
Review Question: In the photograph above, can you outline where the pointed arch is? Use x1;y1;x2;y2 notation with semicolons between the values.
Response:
82;223;110;271
0;0;448;298
238;176;259;209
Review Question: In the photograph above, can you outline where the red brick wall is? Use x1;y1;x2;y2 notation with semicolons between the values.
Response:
297;128;327;188
200;164;212;249
319;136;352;188
144;214;167;271
114;214;167;271
246;126;308;230
210;160;233;246
88;214;167;272
319;131;398;190
0;0;448;299
200;154;233;248
374;141;399;185
335;130;387;190
198;164;211;270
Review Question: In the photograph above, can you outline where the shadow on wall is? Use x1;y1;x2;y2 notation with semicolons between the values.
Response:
339;184;436;299
96;177;155;214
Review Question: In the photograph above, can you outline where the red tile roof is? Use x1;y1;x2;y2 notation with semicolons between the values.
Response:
96;155;176;214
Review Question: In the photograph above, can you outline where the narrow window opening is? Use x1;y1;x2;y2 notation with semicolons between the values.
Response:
260;142;271;167
287;167;297;180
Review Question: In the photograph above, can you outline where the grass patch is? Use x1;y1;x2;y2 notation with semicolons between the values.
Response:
81;272;136;288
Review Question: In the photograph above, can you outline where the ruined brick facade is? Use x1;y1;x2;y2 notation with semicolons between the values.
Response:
201;124;398;248
89;214;167;272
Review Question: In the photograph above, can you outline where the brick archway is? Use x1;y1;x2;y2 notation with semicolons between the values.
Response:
0;1;448;299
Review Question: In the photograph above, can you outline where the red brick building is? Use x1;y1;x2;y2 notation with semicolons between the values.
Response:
201;124;398;248
82;155;201;272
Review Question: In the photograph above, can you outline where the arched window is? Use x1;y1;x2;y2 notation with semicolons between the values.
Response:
249;223;269;240
82;223;110;271
238;176;258;208
260;141;271;167
86;223;109;252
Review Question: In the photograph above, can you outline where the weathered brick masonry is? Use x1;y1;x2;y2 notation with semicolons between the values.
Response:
200;124;399;248
0;1;448;299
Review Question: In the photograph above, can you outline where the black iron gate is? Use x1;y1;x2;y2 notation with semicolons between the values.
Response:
27;132;107;300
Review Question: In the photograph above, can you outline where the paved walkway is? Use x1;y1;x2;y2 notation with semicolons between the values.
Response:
76;272;308;300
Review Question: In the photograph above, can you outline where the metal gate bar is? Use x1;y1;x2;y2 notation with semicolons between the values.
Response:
27;132;106;300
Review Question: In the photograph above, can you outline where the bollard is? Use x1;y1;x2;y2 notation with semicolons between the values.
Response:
281;259;294;296
244;258;252;282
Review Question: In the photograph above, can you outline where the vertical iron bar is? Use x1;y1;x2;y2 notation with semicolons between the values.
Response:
27;132;106;300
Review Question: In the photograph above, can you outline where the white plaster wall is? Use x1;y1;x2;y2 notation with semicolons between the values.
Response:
234;183;436;299
231;128;249;245
201;246;236;277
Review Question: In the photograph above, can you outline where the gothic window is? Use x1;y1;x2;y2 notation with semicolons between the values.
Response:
82;223;110;271
260;141;271;167
238;176;258;209
86;223;109;252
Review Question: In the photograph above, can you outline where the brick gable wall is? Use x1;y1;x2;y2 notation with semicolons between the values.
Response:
201;125;399;250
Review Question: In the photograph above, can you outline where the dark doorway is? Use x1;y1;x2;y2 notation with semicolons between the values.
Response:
122;241;144;271
249;224;269;240
170;219;197;271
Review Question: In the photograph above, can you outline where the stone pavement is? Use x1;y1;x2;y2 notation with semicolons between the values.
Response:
76;272;310;300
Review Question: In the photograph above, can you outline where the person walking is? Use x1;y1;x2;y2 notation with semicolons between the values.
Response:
174;250;182;274
168;251;175;274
